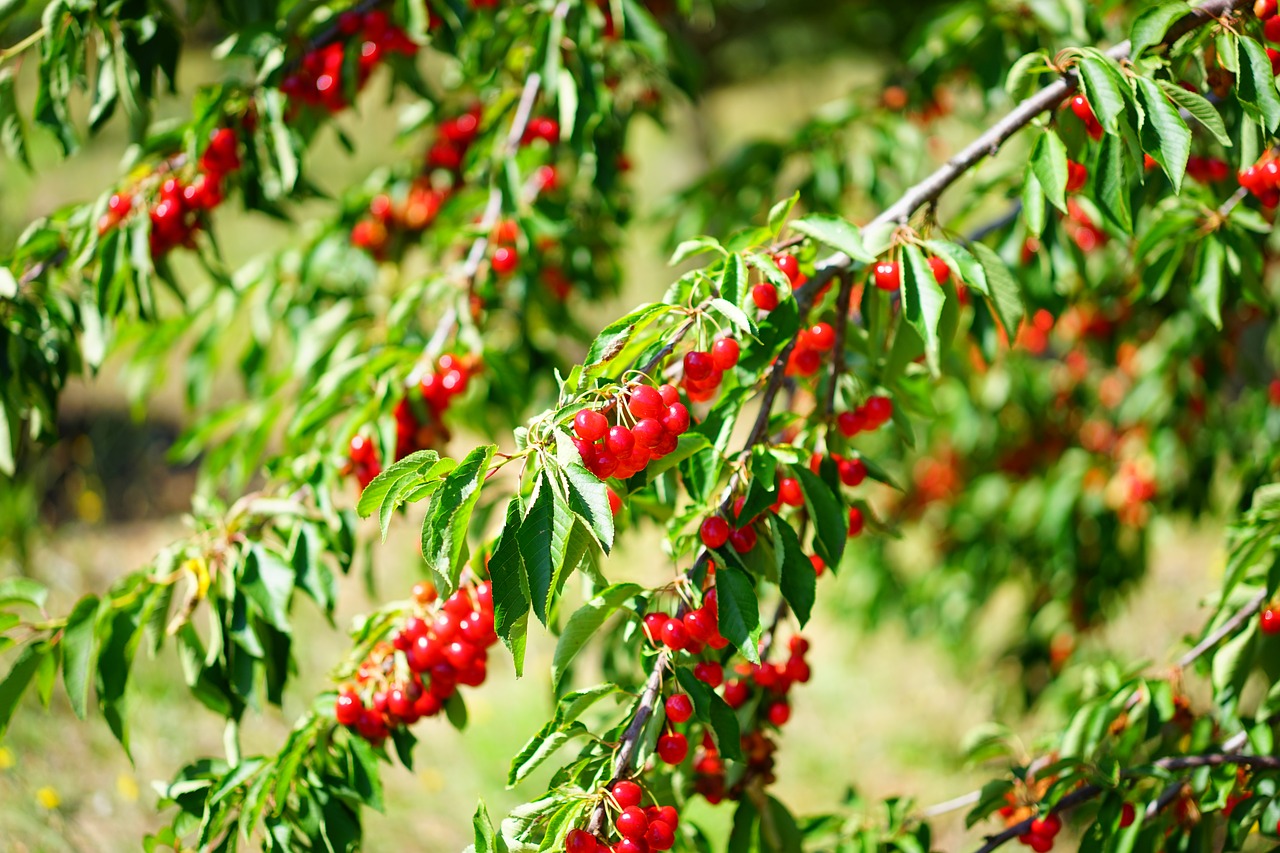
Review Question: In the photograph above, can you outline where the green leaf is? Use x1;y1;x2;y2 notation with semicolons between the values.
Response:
551;683;620;728
900;244;946;376
1006;51;1051;100
348;735;385;811
720;253;748;307
242;547;294;633
508;719;589;786
771;516;815;625
1194;238;1224;329
1236;35;1280;133
1158;80;1231;146
1077;55;1129;135
0;642;48;738
421;445;495;594
473;800;501;853
0;68;30;168
1031;130;1068;212
583;303;671;369
1130;1;1192;59
0;0;25;31
675;668;743;761
61;595;100;719
489;500;529;645
0;578;48;611
1022;167;1046;238
794;466;847;569
356;449;444;539
715;566;761;664
1095;132;1134;233
767;192;799;234
789;214;876;263
517;473;573;625
670;236;725;265
968;242;1025;337
563;463;614;553
551;584;641;691
1136;76;1191;193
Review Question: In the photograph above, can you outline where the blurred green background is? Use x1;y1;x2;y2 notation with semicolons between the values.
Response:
0;4;1227;850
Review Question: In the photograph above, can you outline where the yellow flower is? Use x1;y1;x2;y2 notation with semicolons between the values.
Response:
0;746;14;770
35;786;61;810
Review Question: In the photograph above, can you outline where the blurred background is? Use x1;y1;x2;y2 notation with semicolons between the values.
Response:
0;0;1229;849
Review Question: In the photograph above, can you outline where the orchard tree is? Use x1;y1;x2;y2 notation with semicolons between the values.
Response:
6;0;1280;850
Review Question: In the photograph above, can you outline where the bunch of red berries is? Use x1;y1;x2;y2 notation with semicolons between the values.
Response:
522;116;561;146
1016;814;1062;852
563;783;682;853
751;252;804;312
699;500;764;554
571;383;691;481
1063;199;1108;252
1238;153;1280;208
784;321;835;376
351;179;447;256
426;105;484;173
641;587;729;656
282;11;416;112
835;394;893;437
681;337;739;403
1259;0;1280;41
1068;94;1104;141
333;580;496;743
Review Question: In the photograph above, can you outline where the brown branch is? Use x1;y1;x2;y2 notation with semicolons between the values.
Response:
1177;588;1267;670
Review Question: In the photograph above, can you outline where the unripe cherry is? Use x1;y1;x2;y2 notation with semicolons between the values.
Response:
612;779;643;809
710;337;740;370
656;732;688;764
700;516;731;549
873;261;900;291
752;282;778;311
665;693;694;723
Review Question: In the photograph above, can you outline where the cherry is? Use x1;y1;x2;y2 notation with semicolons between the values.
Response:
766;701;791;726
107;192;133;217
778;477;804;507
1119;803;1136;827
665;693;694;723
684;351;713;382
790;348;821;376
574;409;609;441
722;680;749;708
1066;159;1087;192
1069;94;1103;140
752;282;779;311
492;246;519;275
524;116;560;145
661;618;691;650
335;688;362;726
729;525;757;553
1031;815;1061;838
838;456;867;487
683;609;715;643
1261;605;1280;635
614;840;647;853
412;581;437;604
837;410;864;436
644;820;674;851
700;516;731;549
662;403;690;435
1259;0;1278;17
607;426;635;457
848;507;865;537
656;732;688;764
807;322;835;351
616;806;648;839
873;261;900;291
655;806;678;830
658;383;680;406
711;337;740;370
629;385;665;419
864;395;893;425
810;554;825;576
642;612;667;644
693;661;723;688
1268;14;1280;41
773;253;800;282
612;780;643;809
565;829;599;853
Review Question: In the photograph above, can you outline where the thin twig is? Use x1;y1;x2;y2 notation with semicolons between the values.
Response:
1176;588;1267;669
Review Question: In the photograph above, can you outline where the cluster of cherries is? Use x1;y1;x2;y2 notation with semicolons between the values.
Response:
97;128;242;258
835;394;893;437
346;353;477;489
870;254;951;292
641;587;730;657
333;580;496;742
564;782;682;853
571;382;692;482
281;10;416;112
681;338;740;402
1260;1;1280;44
784;321;836;377
1238;152;1280;209
751;252;804;312
1068;94;1104;141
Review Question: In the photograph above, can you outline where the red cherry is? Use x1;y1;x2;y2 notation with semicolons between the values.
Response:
613;780;643;809
574;409;609;442
683;609;715;644
1027;835;1053;852
662;403;690;435
656;732;688;764
838;457;867;487
628;385;665;419
1031;815;1061;838
565;829;599;853
873;261;900;291
632;418;665;448
1119;803;1136;827
928;256;951;284
1267;14;1280;41
655;806;678;830
607;426;635;457
722;680;749;708
644;820;674;851
662;618;691;650
335;689;362;726
492;246;518;275
810;554;825;576
836;410;864;436
1070;94;1096;126
658;383;680;406
864;395;893;425
684;351;713;382
807;322;835;352
766;701;791;726
773;253;800;283
710;338;740;370
693;661;723;688
1066;159;1088;192
848;507;865;537
728;526;757;553
1261;606;1280;635
790;348;821;376
642;612;667;644
778;477;804;507
1259;0;1278;18
752;282;779;311
665;693;694;723
107;192;133;217
700;516;731;549
616;806;648;839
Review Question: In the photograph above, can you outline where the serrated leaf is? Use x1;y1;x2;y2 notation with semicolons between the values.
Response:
711;297;753;337
357;449;444;539
790;214;876;263
1031;130;1068;212
1006;51;1050;100
61;595;100;719
474;800;500;853
1194;237;1224;328
767;192;799;234
563;463;614;553
900;244;946;375
772;516;816;625
1130;1;1192;59
583;303;671;369
489;500;530;644
421;445;494;594
1158;80;1231;146
551;584;640;691
714;566;761;664
517;474;573;625
1096;130;1134;233
0;642;48;738
675;668;743;761
968;242;1025;337
793;466;847;569
1077;55;1129;135
1236;35;1280;133
720;253;747;307
508;720;588;786
1136;76;1191;193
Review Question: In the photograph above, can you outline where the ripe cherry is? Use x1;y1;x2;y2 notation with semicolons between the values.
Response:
1066;159;1087;192
810;554;825;576
662;403;690;435
864;395;893;425
107;192;133;217
655;806;678;830
565;829;599;853
645;820;675;851
752;282;779;311
684;351;713;382
642;612;667;644
574;409;609;441
700;516;731;549
658;383;680;406
665;693;694;723
1031;815;1061;838
613;780;643;809
711;337;740;370
729;525;757;553
722;680;749;708
837;410;864;436
628;385;665;420
656;732;688;764
616;806;648;839
766;701;791;726
335;689;362;726
848;507;865;537
838;456;867;486
873;261;900;291
632;418;665;448
807;322;835;351
1119;803;1136;827
492;246;518;275
606;425;635;456
773;253;800;283
661;618;691;650
1259;0;1278;17
693;661;723;687
778;477;804;507
1261;605;1280;635
928;256;951;284
683;609;715;643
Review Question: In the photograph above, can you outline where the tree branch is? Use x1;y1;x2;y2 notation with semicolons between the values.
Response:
1176;587;1267;670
